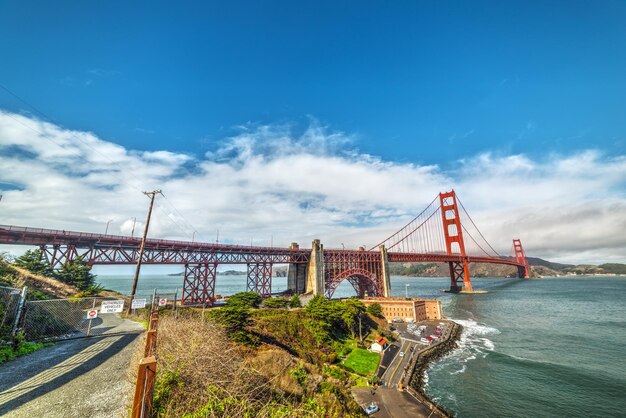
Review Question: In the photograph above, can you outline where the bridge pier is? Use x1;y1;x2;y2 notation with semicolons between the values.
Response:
306;239;324;296
379;245;392;297
448;260;472;292
246;262;273;298
287;243;308;294
182;262;217;305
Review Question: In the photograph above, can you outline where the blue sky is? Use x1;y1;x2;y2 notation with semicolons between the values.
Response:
1;2;626;264
1;1;625;165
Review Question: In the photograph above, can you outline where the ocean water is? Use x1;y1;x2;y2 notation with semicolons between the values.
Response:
424;276;626;418
95;272;626;417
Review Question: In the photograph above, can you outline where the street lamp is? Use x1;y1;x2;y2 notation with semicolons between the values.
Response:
131;217;137;238
105;219;113;235
405;283;410;298
192;231;196;242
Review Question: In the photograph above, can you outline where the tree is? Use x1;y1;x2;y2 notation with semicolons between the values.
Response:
14;249;52;276
55;256;98;290
366;303;382;317
227;291;262;309
289;294;302;308
341;299;366;338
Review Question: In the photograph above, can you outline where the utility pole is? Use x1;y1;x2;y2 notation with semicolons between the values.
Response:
127;190;161;314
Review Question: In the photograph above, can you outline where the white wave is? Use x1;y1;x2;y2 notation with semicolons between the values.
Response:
450;364;467;375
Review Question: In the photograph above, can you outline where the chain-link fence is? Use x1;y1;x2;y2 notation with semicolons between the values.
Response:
0;285;23;342
22;296;131;341
19;290;180;342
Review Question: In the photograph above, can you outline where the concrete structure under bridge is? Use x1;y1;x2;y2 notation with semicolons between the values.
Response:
0;190;531;304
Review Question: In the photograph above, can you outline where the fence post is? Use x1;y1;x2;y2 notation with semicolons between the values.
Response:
173;288;178;313
151;288;157;311
11;286;27;336
131;356;157;418
86;297;97;336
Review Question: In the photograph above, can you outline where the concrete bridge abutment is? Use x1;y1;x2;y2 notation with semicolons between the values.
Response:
379;245;392;297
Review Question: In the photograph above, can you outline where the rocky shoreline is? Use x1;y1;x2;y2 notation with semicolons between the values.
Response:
406;322;463;417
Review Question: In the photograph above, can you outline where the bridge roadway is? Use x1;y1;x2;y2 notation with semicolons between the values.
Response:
0;224;523;267
0;224;529;302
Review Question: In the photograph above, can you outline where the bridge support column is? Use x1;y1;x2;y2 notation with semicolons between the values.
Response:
379;245;392;297
448;260;472;292
513;239;530;279
305;239;324;296
440;191;474;293
247;262;273;298
287;243;308;294
182;263;217;305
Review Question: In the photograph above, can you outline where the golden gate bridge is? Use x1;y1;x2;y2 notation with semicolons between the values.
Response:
0;190;529;304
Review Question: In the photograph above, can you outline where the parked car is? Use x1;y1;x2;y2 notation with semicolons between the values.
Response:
365;403;379;415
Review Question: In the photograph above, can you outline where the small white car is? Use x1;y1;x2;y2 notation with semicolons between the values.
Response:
365;403;379;415
399;351;405;357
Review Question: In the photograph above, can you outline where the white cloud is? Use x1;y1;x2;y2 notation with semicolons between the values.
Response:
1;110;625;264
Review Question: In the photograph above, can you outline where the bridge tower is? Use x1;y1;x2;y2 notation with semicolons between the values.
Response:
513;239;530;279
439;190;473;292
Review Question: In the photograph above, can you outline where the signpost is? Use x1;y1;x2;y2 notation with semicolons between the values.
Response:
101;300;125;313
87;309;98;319
158;298;167;307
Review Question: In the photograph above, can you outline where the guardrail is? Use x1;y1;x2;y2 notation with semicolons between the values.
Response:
131;310;159;418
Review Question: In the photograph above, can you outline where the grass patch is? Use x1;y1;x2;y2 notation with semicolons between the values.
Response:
0;342;51;364
343;347;379;376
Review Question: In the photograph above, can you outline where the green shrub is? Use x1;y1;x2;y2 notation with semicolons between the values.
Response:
227;292;262;309
289;363;308;386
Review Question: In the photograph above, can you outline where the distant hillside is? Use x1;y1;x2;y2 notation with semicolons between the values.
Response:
388;258;626;278
273;257;626;278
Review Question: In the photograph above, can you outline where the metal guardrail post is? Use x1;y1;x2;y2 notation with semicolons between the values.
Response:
11;286;27;336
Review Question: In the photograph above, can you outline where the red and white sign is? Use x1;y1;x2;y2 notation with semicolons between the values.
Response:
158;298;167;307
87;309;98;319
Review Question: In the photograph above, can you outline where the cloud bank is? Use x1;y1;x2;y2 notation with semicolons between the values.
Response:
1;110;625;264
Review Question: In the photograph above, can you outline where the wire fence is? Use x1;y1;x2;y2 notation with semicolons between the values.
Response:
20;289;179;342
0;285;23;342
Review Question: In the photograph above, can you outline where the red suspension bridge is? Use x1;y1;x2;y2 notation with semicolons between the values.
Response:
0;190;529;304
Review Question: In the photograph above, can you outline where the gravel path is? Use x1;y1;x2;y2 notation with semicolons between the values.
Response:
0;318;144;418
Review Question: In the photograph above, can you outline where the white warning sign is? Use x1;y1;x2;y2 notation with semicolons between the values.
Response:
131;298;147;309
101;300;125;313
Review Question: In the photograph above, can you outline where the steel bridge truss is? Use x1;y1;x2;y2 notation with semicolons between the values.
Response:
246;263;273;298
323;251;383;299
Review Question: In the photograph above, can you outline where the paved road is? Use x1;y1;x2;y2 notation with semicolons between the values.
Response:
381;339;417;388
0;318;143;418
352;387;433;418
